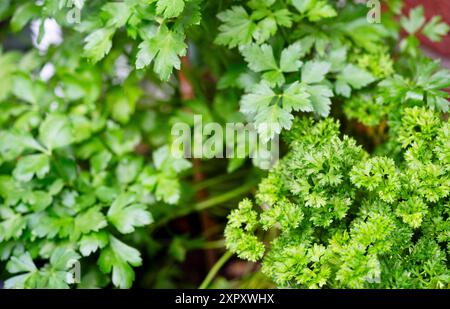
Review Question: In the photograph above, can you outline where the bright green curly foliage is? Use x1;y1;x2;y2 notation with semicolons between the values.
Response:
226;108;449;288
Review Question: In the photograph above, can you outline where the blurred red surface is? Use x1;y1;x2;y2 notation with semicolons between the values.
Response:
403;0;450;57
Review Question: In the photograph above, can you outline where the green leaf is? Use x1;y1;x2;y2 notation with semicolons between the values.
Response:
74;207;108;237
335;80;351;98
13;154;50;182
98;235;142;289
156;0;186;19
307;1;336;21
0;176;24;206
4;273;37;289
11;73;33;103
307;84;334;117
273;9;293;27
215;6;256;48
80;231;109;257
90;150;112;173
386;0;403;14
152;145;192;174
136;25;187;81
83;28;115;63
0;51;19;101
280;42;303;73
254;104;293;142
291;0;336;21
0;209;26;241
327;46;347;71
401;6;425;34
241;81;322;140
107;193;153;234
155;174;181;204
254;16;277;43
241;43;278;72
0;131;27;161
49;247;80;270
0;0;11;20
240;81;276;116
11;73;44;104
28;212;69;239
24;190;53;212
240;43;288;86
105;127;141;156
291;0;314;13
116;157;143;185
10;2;39;32
248;0;276;8
52;156;77;183
341;18;390;53
107;89;136;124
102;2;131;28
336;65;375;97
262;70;285;86
301;61;330;84
73;0;85;10
422;16;450;42
6;252;37;273
283;82;313;112
39;114;74;151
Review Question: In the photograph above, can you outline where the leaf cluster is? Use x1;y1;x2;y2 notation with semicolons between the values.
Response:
226;108;450;288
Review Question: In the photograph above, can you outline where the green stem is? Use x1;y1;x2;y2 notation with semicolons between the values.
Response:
192;169;248;191
199;251;233;289
151;182;255;230
200;239;225;250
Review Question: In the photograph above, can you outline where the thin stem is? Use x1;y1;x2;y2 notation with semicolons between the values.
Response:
150;182;255;231
200;239;225;250
199;251;233;289
192;169;248;191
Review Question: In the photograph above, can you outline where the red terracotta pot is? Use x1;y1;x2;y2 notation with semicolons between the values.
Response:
403;0;450;57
